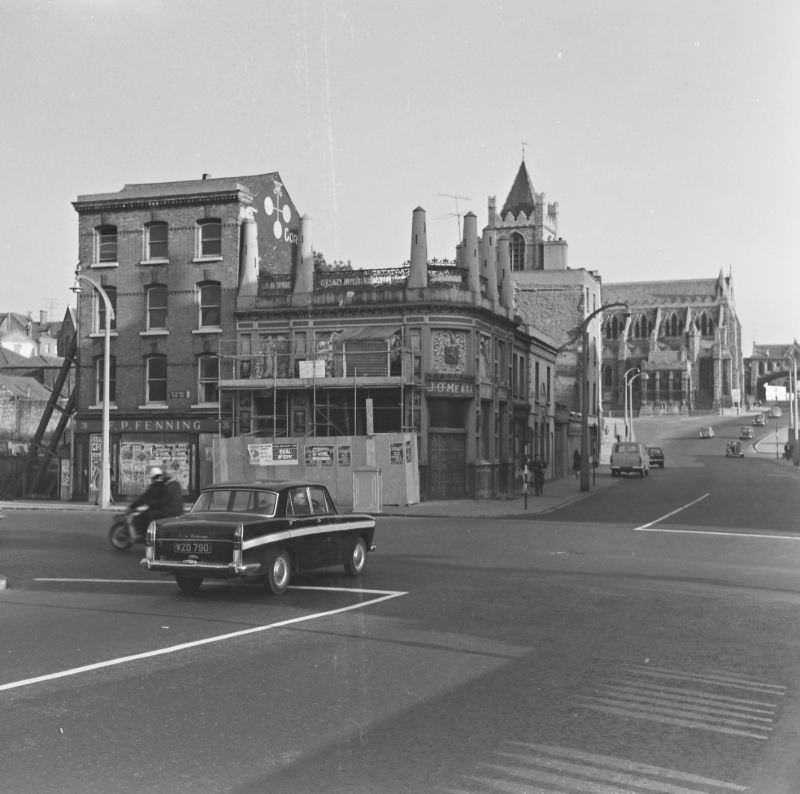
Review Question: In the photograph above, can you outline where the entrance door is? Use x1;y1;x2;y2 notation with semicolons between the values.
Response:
428;432;466;499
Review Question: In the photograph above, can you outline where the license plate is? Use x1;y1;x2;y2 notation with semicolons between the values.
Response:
174;541;212;554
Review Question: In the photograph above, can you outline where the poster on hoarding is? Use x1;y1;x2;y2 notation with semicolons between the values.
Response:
118;441;192;496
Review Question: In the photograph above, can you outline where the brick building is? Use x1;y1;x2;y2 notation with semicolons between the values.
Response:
72;171;557;503
71;173;301;500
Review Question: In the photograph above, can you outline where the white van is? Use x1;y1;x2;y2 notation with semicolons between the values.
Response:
610;442;650;477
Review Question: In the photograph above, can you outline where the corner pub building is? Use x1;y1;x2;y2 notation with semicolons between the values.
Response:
71;171;556;504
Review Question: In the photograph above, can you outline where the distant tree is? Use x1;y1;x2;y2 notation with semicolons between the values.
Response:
313;251;352;272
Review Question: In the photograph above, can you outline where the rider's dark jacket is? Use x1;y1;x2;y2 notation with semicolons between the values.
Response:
130;478;184;519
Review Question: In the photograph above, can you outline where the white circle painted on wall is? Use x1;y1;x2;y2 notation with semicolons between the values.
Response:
282;205;291;224
273;220;283;240
264;196;275;216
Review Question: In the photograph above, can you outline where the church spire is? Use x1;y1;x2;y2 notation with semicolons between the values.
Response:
501;160;537;218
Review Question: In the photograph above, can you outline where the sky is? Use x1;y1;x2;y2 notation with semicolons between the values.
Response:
2;0;797;350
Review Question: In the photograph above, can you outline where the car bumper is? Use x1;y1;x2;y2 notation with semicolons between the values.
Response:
140;558;262;576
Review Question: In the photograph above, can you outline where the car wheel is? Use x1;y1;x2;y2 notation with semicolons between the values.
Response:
175;574;203;595
265;550;291;595
108;519;132;551
344;537;368;577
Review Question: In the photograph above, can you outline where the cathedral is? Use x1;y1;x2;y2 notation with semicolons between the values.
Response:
601;273;744;415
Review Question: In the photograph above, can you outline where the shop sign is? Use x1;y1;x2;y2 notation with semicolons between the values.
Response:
76;417;218;434
426;379;474;396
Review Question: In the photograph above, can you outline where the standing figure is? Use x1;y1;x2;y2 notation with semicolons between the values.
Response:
531;455;546;496
572;449;582;479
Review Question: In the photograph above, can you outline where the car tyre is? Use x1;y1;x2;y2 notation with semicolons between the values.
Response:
108;519;132;551
175;574;203;595
344;537;368;577
265;550;291;595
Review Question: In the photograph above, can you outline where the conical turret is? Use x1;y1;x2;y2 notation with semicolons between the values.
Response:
462;211;480;296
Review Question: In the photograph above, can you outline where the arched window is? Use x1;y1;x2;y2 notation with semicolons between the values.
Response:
197;218;222;258
605;315;621;340
145;355;167;404
145;221;168;261
694;311;714;336
662;312;680;337
95;225;118;264
602;364;613;388
509;233;525;271
197;281;221;328
94;285;117;332
145;284;168;330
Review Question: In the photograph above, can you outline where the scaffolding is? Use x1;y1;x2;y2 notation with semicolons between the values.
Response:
217;331;420;440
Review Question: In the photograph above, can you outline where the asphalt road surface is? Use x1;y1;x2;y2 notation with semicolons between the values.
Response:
1;418;799;793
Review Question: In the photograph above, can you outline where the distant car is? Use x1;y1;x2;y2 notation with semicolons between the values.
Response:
699;426;714;439
739;426;754;440
769;406;782;418
646;446;665;468
140;481;376;595
726;440;744;458
610;441;650;477
753;414;766;427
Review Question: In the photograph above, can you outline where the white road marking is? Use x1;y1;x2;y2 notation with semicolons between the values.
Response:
636;492;710;530
0;586;407;694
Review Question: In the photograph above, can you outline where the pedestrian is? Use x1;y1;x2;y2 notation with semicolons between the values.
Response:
572;449;581;479
531;455;545;495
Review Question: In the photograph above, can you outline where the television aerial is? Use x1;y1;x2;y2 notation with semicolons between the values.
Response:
437;193;471;241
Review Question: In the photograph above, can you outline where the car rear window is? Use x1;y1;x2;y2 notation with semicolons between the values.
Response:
613;443;639;453
192;489;277;515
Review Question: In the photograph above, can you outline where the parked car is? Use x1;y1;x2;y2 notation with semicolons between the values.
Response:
140;481;376;595
769;406;782;418
726;440;744;457
753;414;766;427
610;441;650;477
739;426;754;440
699;426;715;439
646;446;665;468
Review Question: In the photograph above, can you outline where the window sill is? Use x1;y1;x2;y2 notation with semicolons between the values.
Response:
138;259;170;266
140;329;169;337
192;256;223;264
89;331;119;339
137;403;169;410
191;402;220;409
88;403;119;410
192;327;223;335
89;261;119;269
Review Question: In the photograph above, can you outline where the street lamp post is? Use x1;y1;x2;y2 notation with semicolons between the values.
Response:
72;268;115;509
570;301;628;493
623;366;639;440
627;371;649;442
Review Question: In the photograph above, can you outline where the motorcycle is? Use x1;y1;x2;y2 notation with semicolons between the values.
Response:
108;505;149;551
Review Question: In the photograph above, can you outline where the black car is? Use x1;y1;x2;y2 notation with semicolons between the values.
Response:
140;481;376;595
646;446;665;468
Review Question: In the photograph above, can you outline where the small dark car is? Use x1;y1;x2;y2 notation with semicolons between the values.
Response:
646;446;665;468
753;414;766;427
140;481;376;595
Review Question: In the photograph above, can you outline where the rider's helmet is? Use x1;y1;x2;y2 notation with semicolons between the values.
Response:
149;466;166;482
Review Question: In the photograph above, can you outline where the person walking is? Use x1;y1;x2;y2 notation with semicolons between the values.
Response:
572;449;581;479
531;455;546;496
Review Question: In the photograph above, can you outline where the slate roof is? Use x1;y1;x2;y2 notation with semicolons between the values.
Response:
0;374;52;401
603;278;725;306
74;172;282;205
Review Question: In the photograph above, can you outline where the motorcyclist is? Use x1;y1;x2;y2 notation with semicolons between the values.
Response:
128;466;184;540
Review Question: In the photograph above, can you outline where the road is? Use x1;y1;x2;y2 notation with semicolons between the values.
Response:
1;412;799;793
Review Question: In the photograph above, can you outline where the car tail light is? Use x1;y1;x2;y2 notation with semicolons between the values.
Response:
233;523;243;551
